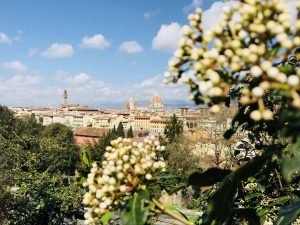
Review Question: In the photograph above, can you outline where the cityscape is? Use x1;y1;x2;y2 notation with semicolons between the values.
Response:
1;0;300;225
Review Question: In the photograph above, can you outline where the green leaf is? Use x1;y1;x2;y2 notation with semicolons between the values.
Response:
203;152;273;225
121;190;150;225
282;142;300;183
275;201;300;225
82;150;90;166
188;168;231;187
100;211;113;225
268;43;281;57
278;65;295;75
272;196;291;206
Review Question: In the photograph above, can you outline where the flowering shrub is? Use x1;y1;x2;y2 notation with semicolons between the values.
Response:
165;0;300;121
83;1;300;224
83;137;166;224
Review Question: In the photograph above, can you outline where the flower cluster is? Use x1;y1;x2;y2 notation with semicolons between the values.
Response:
82;137;166;224
243;182;257;192
165;0;300;121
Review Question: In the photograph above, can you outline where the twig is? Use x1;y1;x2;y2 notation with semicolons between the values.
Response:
152;199;194;225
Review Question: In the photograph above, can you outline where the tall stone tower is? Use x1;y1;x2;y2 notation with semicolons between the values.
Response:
129;97;137;111
63;89;68;105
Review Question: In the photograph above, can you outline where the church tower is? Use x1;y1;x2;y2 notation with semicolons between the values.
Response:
63;89;68;105
129;97;137;111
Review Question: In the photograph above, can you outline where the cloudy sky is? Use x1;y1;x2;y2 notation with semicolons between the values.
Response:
0;0;230;107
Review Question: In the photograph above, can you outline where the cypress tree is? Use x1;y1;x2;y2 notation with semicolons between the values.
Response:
127;126;134;138
116;122;125;138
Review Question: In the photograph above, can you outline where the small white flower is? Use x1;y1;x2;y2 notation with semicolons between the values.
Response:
287;75;300;87
145;174;153;180
210;105;221;113
250;66;263;77
262;110;273;120
252;87;264;97
250;110;262;121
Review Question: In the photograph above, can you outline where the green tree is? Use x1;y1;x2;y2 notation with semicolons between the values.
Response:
116;122;125;138
164;114;183;143
43;123;75;147
127;126;134;138
0;109;83;224
16;113;44;136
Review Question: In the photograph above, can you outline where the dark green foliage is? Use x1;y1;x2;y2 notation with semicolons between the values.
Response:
127;126;134;138
1;172;83;225
0;107;83;224
16;113;44;136
79;130;117;175
43;123;75;147
116;122;125;138
164;114;183;143
275;201;300;225
188;168;231;187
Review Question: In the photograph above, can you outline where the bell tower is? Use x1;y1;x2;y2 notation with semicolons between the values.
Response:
63;89;68;105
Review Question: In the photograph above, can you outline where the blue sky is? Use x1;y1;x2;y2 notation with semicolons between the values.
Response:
0;0;221;107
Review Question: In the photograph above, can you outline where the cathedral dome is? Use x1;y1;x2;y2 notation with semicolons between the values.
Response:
150;94;163;108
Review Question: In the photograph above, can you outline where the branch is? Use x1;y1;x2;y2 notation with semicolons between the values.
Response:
152;199;194;225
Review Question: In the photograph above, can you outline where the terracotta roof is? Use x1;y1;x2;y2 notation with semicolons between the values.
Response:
75;127;108;137
135;116;150;119
150;95;163;105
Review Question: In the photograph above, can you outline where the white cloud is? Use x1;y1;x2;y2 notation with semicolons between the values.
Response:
152;22;182;53
119;41;143;54
41;43;74;58
28;48;39;57
0;71;191;107
183;0;203;13
0;32;12;44
6;75;41;86
67;73;91;85
80;34;110;49
2;60;27;73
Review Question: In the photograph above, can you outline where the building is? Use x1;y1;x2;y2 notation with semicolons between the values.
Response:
149;94;164;109
129;97;137;111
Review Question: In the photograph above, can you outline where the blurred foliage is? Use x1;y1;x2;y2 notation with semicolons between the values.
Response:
0;106;83;224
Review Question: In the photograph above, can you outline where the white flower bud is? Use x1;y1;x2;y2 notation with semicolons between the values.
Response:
262;110;273;120
252;87;264;97
250;66;263;77
210;105;221;113
250;110;262;121
267;67;279;78
287;75;300;87
120;185;128;192
261;61;272;71
259;81;270;90
146;174;153;180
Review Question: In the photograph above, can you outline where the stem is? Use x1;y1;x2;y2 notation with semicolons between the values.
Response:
152;198;194;225
274;169;283;190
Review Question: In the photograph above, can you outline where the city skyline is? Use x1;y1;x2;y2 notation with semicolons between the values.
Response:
0;0;297;107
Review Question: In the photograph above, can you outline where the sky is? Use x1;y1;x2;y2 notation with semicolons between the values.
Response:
0;0;232;108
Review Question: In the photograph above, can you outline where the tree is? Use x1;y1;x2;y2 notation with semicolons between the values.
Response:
16;113;44;136
0;108;83;224
127;126;134;138
164;114;183;143
43;123;75;147
116;122;125;138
